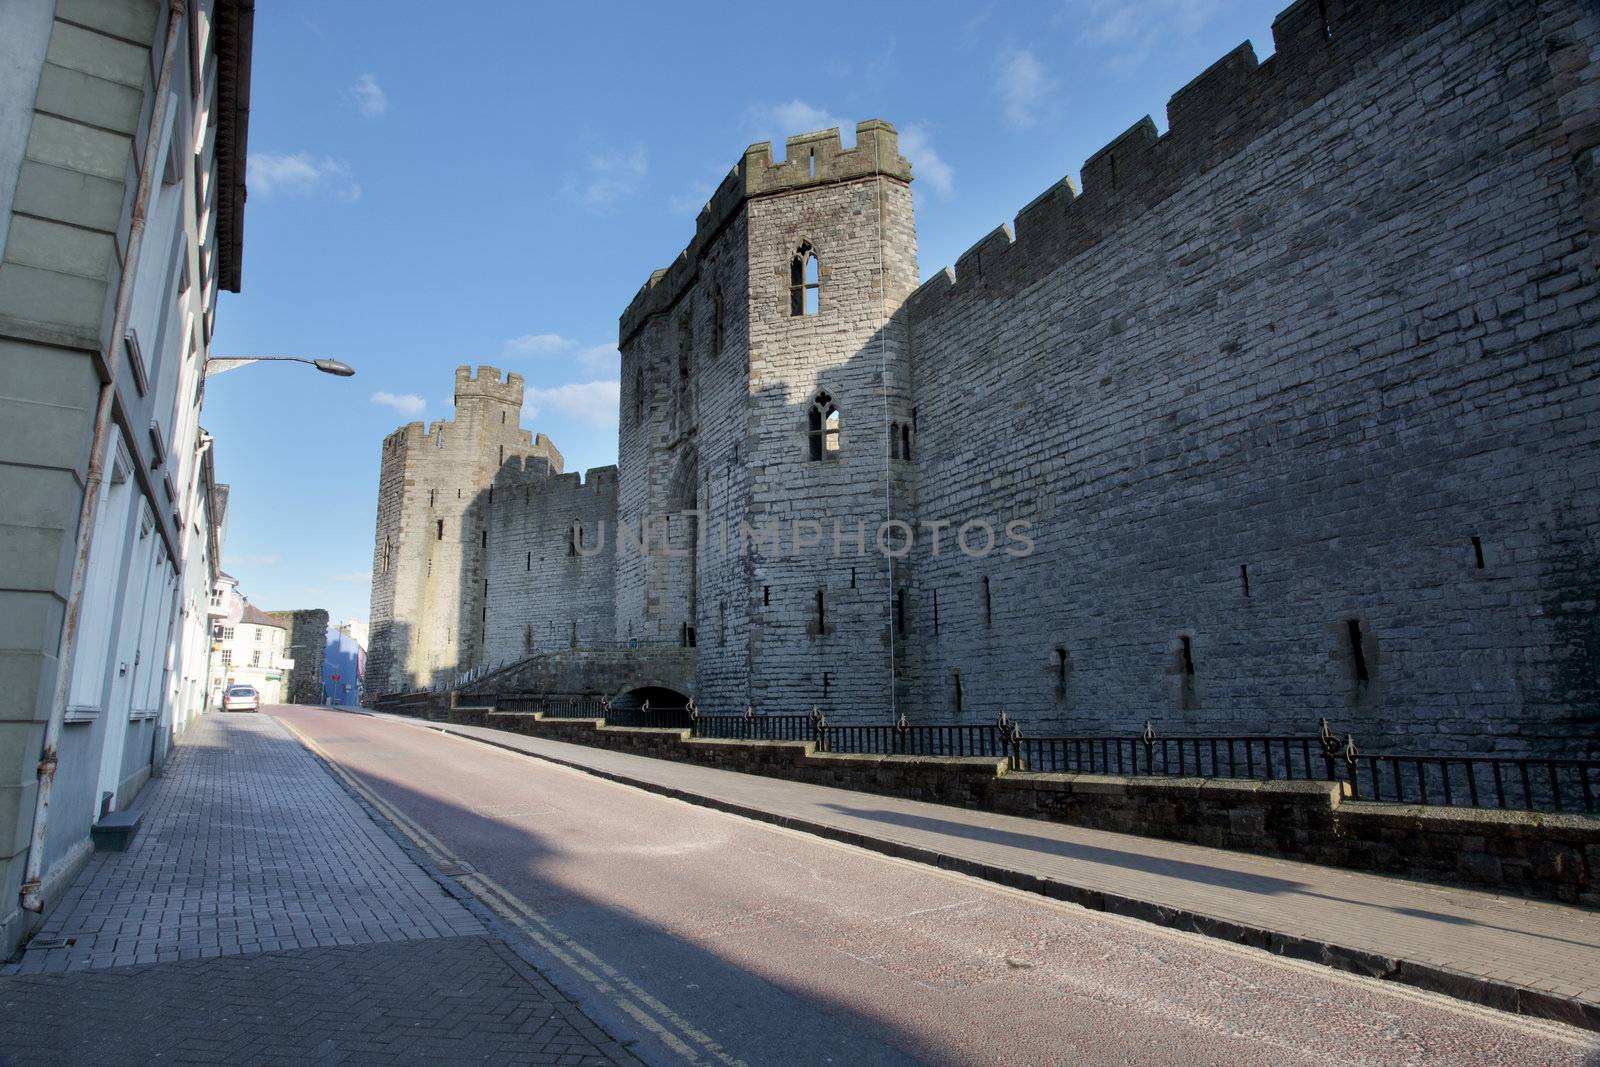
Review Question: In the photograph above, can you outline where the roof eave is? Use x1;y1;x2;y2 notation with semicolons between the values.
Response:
213;0;255;293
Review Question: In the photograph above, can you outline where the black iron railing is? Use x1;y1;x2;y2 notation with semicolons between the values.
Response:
449;690;1599;814
692;709;817;742
1011;729;1342;781
1348;753;1598;813
823;720;1012;758
603;700;693;729
468;694;609;717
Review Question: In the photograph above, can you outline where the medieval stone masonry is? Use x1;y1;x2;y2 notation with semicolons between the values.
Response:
368;0;1600;759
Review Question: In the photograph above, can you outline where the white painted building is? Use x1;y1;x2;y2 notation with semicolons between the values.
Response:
0;0;253;956
207;600;291;706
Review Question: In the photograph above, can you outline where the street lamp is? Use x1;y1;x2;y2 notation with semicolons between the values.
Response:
205;355;356;377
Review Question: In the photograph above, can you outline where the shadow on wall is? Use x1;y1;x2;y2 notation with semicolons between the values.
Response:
363;619;411;704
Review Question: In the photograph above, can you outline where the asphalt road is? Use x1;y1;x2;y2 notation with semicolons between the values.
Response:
272;705;1598;1067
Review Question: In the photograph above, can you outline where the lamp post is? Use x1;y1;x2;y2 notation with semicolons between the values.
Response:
205;356;356;377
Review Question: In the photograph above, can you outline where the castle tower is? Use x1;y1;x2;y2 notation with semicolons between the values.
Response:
366;366;563;696
616;120;919;715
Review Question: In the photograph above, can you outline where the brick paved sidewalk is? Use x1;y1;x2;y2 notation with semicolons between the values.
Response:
0;712;635;1065
397;714;1600;1030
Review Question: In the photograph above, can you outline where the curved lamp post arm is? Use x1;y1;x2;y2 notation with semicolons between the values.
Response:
205;355;356;377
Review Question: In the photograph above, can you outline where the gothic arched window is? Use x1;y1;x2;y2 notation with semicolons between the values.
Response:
790;244;820;317
808;392;840;460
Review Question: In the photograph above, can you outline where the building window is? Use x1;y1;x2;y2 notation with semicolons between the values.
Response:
901;423;912;461
568;521;583;556
808;392;840;460
220;626;234;639
634;368;645;425
711;287;724;356
790;243;819;317
436;519;444;540
220;650;232;667
255;627;262;640
890;421;901;460
250;650;260;667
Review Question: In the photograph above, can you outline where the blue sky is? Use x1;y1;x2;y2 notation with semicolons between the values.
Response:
207;0;1286;626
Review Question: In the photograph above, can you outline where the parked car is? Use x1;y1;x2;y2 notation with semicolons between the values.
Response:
222;685;259;712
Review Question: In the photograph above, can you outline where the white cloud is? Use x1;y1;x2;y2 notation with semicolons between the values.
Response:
898;124;954;197
565;144;647;213
232;553;279;567
333;571;371;583
522;381;620;429
371;391;426;417
747;103;950;197
505;333;574;355
574;344;619;375
503;335;617;375
1063;0;1228;73
248;152;361;200
997;49;1055;128
768;100;849;137
351;73;387;117
749;101;853;157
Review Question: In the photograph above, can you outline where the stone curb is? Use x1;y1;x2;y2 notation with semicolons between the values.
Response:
426;719;1600;1035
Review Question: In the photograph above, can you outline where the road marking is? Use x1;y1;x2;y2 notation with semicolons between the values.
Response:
350;712;1600;1049
276;713;747;1067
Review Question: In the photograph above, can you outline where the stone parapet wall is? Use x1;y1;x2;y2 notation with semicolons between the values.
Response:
409;702;1598;903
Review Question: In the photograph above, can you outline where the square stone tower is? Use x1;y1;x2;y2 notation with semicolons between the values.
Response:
617;120;919;716
366;367;563;695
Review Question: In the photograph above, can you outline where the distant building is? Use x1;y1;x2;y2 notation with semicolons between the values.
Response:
0;0;254;957
208;604;291;705
323;624;366;707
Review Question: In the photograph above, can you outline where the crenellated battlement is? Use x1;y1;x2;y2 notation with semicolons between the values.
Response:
905;0;1461;323
619;119;911;345
454;364;524;407
494;462;619;496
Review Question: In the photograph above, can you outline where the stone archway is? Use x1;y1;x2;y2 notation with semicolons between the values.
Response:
610;684;693;727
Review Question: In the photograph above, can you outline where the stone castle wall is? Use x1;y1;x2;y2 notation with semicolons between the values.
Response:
266;609;329;705
484;463;619;663
370;0;1599;760
897;0;1600;753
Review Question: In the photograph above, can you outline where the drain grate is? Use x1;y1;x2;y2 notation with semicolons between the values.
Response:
28;937;75;951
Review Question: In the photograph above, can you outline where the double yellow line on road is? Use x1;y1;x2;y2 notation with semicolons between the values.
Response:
276;715;747;1067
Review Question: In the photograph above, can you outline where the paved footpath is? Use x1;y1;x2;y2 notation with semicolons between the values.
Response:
274;705;1597;1066
379;712;1600;1029
0;711;637;1066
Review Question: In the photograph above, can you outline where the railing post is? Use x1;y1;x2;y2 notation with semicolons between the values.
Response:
815;710;829;753
1318;718;1340;781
